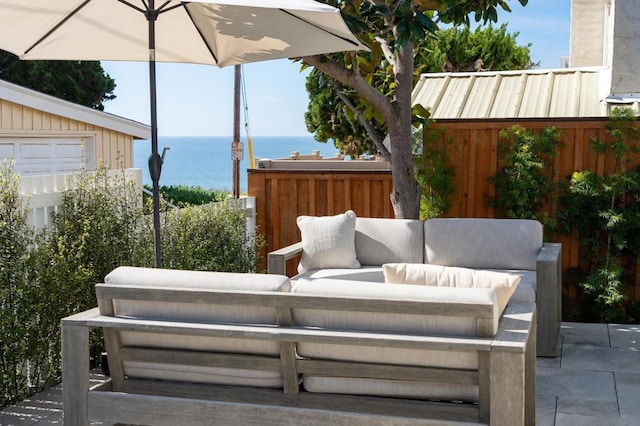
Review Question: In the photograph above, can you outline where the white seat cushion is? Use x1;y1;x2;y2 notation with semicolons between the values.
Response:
293;266;385;283
303;376;478;403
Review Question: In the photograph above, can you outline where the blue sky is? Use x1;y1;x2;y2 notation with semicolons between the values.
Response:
101;0;571;137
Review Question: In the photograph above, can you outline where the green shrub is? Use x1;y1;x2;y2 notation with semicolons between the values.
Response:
161;203;263;272
34;165;152;365
558;107;640;322
415;127;454;220
0;161;40;407
490;125;561;232
144;184;229;209
1;161;262;410
489;114;640;322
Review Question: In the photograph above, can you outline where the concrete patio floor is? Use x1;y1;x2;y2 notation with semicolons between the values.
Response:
1;322;639;425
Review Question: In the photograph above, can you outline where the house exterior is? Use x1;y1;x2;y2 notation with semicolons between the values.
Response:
0;78;149;176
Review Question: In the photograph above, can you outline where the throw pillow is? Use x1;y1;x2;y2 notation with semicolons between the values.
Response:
382;263;520;314
297;210;361;273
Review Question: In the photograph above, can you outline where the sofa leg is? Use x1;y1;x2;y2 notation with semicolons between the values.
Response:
490;351;526;426
478;351;491;424
525;311;537;426
62;323;90;426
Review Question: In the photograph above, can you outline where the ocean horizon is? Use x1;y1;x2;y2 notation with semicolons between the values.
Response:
133;136;339;192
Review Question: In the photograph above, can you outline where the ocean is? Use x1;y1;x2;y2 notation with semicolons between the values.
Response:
133;136;339;192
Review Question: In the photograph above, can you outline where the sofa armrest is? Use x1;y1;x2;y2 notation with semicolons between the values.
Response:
268;241;303;275
486;301;536;425
536;242;562;357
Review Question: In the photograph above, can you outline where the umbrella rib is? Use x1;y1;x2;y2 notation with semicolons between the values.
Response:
24;0;92;56
279;9;361;48
117;0;146;14
181;4;219;64
158;2;184;14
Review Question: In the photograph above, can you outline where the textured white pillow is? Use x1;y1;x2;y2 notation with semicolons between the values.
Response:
383;263;520;314
297;210;360;273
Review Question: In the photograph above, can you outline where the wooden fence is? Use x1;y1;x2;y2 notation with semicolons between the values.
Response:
249;118;640;308
430;118;640;306
248;169;393;276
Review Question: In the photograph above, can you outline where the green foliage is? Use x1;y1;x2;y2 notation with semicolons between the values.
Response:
558;107;640;322
161;203;264;273
578;265;627;323
0;161;39;407
416;24;536;73
307;1;529;217
490;125;561;231
593;107;640;173
1;163;264;409
0;50;116;110
35;165;152;364
144;184;229;208
414;126;454;219
305;22;533;156
304;70;377;156
488;111;640;322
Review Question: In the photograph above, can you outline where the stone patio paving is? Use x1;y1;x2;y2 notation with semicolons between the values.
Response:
1;322;639;425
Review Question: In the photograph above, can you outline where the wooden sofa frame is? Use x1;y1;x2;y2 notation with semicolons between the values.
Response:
268;241;561;357
62;282;536;425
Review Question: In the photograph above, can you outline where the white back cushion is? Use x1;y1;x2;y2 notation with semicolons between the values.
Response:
355;217;424;265
424;218;543;270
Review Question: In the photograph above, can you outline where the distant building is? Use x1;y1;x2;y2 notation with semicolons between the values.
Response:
0;78;149;176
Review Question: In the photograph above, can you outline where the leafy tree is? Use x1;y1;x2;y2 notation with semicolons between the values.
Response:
302;0;529;219
416;23;535;72
0;50;115;110
306;24;534;158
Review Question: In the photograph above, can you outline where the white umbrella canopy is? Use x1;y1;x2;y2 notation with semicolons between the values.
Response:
0;0;366;267
0;0;366;65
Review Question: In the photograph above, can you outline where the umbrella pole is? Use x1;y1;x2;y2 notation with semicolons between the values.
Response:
146;1;163;268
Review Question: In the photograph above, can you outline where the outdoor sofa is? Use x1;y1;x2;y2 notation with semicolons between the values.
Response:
268;212;561;358
62;265;535;425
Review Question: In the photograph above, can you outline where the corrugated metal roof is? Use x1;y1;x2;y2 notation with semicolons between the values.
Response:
412;67;639;120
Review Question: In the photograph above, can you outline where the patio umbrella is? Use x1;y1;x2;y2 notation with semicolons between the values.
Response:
0;0;366;267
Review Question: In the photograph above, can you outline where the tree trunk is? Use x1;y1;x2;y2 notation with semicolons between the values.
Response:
388;42;420;219
303;42;421;219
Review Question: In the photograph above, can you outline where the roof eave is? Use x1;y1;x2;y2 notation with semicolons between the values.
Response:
0;79;150;139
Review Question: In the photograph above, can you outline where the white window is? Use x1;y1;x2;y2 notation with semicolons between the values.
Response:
0;136;96;175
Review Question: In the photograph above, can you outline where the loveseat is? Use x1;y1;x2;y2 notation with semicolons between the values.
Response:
268;211;561;357
62;266;535;425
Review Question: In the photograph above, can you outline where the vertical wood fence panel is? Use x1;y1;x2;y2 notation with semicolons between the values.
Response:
249;170;393;276
249;118;640;307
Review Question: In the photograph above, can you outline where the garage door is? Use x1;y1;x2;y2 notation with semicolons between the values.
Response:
0;136;95;175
